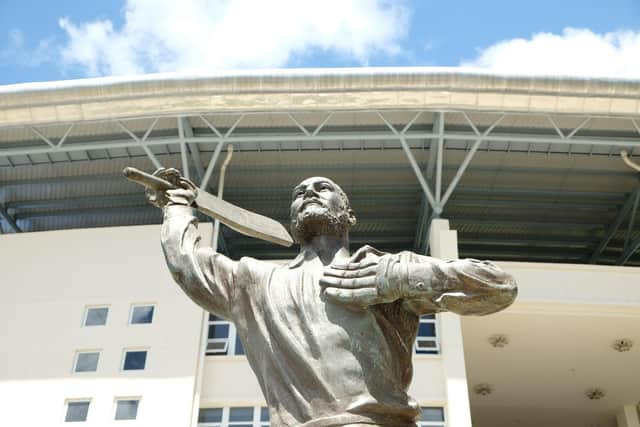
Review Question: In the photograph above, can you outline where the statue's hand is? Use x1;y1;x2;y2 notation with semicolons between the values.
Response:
145;168;198;208
320;255;403;307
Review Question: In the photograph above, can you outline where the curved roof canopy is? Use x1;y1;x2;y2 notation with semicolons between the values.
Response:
1;68;639;265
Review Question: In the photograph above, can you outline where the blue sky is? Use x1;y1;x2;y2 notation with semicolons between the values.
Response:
1;0;639;85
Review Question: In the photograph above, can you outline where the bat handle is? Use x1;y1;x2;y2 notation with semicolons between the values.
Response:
123;167;177;191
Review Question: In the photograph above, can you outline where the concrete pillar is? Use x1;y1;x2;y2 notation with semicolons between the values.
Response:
428;219;472;427
617;404;640;427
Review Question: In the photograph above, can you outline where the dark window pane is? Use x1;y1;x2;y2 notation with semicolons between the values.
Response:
131;306;154;324
422;314;435;320
418;322;435;337
65;401;89;422
115;400;139;420
198;408;223;423
260;407;269;421
234;335;245;355
206;341;228;355
85;308;108;326
416;339;437;349
229;407;253;422
421;407;444;421
75;353;99;372
208;323;229;339
123;351;147;370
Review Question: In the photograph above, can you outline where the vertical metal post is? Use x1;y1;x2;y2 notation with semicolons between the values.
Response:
178;117;190;180
212;146;234;251
435;113;444;203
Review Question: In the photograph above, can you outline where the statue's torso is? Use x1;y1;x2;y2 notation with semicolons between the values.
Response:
229;247;420;427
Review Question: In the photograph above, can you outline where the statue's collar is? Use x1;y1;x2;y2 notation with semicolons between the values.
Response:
286;244;385;269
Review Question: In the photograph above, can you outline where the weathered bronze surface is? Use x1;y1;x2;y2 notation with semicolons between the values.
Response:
143;168;517;427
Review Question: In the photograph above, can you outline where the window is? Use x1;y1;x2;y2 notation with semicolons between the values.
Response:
417;407;445;427
130;305;155;324
415;315;439;355
65;400;90;422
84;306;109;326
115;399;140;420
73;351;100;373
122;350;147;371
206;314;244;356
198;406;268;427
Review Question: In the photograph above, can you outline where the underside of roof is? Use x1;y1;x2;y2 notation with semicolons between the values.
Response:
1;68;639;266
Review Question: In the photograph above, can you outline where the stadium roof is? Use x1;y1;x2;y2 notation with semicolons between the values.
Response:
1;67;639;265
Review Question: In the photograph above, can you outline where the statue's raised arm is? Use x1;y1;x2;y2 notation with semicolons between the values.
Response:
145;168;239;320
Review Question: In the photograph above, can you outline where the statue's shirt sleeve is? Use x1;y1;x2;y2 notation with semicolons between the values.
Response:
393;251;517;316
161;205;238;319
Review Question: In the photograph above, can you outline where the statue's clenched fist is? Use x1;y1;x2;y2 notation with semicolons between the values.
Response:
145;168;198;208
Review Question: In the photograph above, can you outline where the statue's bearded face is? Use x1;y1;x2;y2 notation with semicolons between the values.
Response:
289;177;356;244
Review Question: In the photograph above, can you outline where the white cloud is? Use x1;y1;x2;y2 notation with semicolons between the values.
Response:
462;28;640;78
1;28;54;67
58;0;409;77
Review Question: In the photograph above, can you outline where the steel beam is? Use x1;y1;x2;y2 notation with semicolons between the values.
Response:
589;185;640;263
57;124;74;148
623;187;640;251
1;128;639;159
617;236;640;265
177;117;190;179
0;205;21;232
312;113;333;137
413;194;428;252
288;113;311;136
425;112;443;180
181;117;204;182
116;121;162;169
200;141;225;191
29;126;56;148
377;112;438;211
439;115;504;207
435;117;444;203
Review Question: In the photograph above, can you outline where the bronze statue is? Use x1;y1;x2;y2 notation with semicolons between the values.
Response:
138;168;517;427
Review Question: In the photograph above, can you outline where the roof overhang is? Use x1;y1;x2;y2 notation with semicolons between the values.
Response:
2;67;640;128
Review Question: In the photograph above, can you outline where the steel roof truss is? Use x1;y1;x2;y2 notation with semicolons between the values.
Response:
440;115;505;209
180;117;204;182
618;235;640;265
177;116;190;180
199;114;244;190
589;182;640;264
287;113;311;137
0;204;20;233
29;126;56;148
116;120;163;169
311;112;333;137
621;187;640;263
377;111;438;212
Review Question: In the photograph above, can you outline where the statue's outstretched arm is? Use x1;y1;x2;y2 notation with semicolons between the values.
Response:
150;168;238;320
321;253;516;316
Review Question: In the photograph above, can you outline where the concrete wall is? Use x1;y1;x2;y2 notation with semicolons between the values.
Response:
0;225;205;426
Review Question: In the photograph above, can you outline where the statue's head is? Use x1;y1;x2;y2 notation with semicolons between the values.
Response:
289;177;357;244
